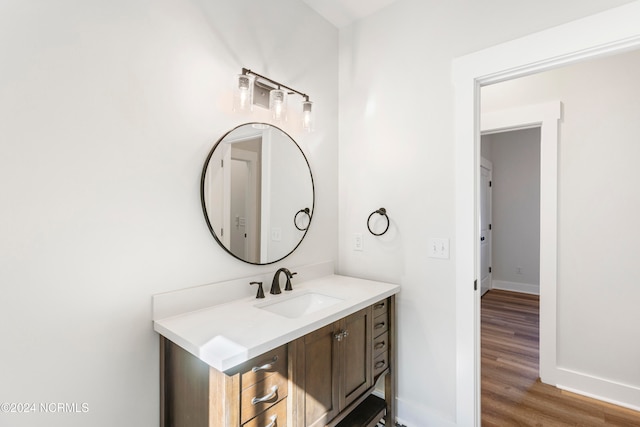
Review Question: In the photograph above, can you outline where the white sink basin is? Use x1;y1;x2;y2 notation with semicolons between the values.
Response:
257;292;343;318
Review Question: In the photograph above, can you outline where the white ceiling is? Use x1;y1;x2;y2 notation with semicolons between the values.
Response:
301;0;401;28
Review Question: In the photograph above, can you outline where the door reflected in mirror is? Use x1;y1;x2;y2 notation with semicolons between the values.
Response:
201;123;314;264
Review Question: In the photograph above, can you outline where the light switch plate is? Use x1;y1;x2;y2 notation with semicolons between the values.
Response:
354;233;363;251
427;237;450;259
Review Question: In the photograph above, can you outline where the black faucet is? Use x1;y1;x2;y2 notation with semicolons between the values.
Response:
270;268;297;294
250;281;265;299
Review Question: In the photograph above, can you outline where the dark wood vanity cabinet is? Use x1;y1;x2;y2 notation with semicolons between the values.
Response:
289;306;373;427
372;299;390;382
160;342;289;427
289;297;395;427
159;296;395;427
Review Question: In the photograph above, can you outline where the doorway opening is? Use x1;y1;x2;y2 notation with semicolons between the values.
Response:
479;126;542;423
480;127;541;297
453;6;640;424
478;102;559;391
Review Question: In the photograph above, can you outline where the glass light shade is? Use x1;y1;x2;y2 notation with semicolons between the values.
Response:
302;100;314;132
233;74;254;112
269;89;288;121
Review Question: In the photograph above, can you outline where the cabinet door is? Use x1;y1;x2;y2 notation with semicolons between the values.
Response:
340;307;373;409
162;338;212;427
293;322;340;427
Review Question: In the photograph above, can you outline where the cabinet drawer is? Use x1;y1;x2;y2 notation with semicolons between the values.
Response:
372;299;388;317
373;313;388;337
373;331;388;358
239;345;288;390
373;352;389;379
241;372;288;424
242;397;287;427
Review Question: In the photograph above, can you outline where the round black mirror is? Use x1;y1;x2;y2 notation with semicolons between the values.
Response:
201;123;314;264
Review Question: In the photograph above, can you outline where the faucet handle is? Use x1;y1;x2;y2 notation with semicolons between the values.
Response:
250;281;265;299
284;271;297;291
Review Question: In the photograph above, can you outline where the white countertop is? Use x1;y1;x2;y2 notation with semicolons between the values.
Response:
154;274;399;372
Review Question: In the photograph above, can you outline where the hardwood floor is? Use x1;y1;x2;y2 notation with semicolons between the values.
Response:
481;289;640;426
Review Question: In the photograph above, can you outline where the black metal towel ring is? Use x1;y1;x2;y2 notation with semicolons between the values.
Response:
367;207;389;236
294;208;311;231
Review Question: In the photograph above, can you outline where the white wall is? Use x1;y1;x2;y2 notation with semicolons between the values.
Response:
2;0;638;426
0;1;337;426
338;0;636;425
266;128;313;261
482;128;541;294
482;48;640;409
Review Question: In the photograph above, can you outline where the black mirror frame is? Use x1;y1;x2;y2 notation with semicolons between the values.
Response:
200;122;315;265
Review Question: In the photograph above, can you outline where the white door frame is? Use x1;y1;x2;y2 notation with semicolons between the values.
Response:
452;3;640;426
479;156;492;296
230;148;259;263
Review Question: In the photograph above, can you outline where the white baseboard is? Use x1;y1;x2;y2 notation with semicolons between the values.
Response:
370;390;413;426
394;396;457;427
491;279;539;295
555;367;640;412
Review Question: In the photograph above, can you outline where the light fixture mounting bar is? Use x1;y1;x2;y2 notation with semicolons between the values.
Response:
242;68;310;102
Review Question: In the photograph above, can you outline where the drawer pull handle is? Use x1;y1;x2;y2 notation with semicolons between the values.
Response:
252;355;278;373
375;361;386;369
251;385;278;405
374;302;386;309
334;330;348;341
374;341;386;350
265;414;278;427
374;322;386;329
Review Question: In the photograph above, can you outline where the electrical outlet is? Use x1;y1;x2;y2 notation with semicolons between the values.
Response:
354;233;363;251
427;237;450;259
516;266;523;275
271;228;282;241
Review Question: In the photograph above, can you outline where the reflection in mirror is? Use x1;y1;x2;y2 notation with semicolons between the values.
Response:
201;123;314;264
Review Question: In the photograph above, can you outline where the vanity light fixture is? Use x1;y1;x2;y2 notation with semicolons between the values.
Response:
269;88;288;122
233;73;254;112
235;68;314;131
302;100;314;132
